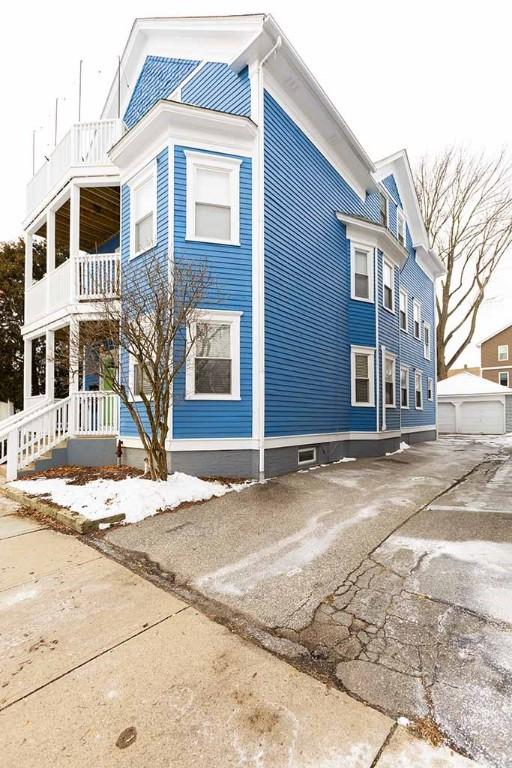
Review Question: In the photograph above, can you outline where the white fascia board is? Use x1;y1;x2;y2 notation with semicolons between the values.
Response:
109;100;257;175
400;424;437;434
101;15;266;121
476;323;512;347
336;213;408;268
438;394;507;403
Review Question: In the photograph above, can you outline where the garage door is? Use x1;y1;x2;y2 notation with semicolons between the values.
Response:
438;402;456;433
459;400;504;434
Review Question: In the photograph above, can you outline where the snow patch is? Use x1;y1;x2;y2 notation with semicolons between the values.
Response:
0;587;39;609
10;473;250;525
386;442;411;457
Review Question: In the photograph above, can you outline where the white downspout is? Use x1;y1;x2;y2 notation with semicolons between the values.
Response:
256;35;281;482
374;248;380;432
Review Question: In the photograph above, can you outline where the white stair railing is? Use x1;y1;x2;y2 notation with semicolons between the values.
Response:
2;391;119;481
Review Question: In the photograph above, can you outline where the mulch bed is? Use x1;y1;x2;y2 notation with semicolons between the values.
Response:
21;465;144;485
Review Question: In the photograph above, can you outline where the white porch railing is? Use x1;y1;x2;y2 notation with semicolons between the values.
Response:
24;253;120;325
27;119;123;218
0;391;119;480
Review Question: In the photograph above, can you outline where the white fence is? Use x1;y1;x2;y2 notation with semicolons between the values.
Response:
0;391;119;480
26;119;123;217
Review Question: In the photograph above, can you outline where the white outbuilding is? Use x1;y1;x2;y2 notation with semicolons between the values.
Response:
437;372;512;434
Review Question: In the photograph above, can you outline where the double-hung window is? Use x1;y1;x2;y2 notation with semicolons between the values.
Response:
186;311;241;400
185;151;241;245
415;370;423;409
379;192;388;227
397;210;406;247
130;163;156;257
499;371;509;387
384;354;396;407
133;361;152;399
351;347;375;407
399;289;408;332
498;344;509;362
424;322;432;360
427;377;434;400
351;244;373;301
400;366;409;408
383;260;395;312
413;300;422;340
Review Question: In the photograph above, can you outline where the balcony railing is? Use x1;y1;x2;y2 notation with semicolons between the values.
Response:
24;253;120;326
26;119;124;218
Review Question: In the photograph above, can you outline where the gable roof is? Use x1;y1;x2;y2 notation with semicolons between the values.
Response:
437;371;512;396
476;322;512;347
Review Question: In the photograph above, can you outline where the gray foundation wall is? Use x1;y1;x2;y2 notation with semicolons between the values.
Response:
123;446;259;480
27;438;117;474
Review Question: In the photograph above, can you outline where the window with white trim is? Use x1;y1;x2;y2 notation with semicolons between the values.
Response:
298;447;316;465
186;311;241;400
400;366;409;408
132;360;152;399
427;377;434;400
415;370;423;409
383;260;395;312
397;210;406;247
498;344;509;361
351;244;373;301
130;164;156;257
499;371;509;387
384;354;396;407
399;288;408;332
379;191;388;227
413;299;422;340
351;347;375;406
185;151;241;245
424;322;431;360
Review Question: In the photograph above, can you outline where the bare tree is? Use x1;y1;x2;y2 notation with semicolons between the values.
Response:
415;148;512;379
70;259;215;481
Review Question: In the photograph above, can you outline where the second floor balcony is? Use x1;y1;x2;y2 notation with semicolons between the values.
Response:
26;119;124;222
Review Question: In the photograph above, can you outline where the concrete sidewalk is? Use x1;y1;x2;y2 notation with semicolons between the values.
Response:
0;496;478;767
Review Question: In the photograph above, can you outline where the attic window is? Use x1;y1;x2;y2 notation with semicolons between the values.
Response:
379;192;388;228
397;210;406;247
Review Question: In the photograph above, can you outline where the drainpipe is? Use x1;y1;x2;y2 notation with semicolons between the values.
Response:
256;35;282;482
374;248;380;432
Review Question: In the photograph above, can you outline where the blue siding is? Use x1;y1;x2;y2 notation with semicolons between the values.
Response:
182;63;251;116
382;174;402;206
124;56;199;128
264;91;380;437
172;146;252;439
119;149;169;438
97;232;120;254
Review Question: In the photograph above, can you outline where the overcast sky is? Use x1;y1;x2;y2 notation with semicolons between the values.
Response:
1;0;511;364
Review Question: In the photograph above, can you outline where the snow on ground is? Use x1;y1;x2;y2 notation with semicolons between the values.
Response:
385;441;411;457
10;473;249;525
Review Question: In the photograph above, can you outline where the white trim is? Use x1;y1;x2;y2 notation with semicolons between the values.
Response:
351;345;375;407
401;424;436;434
128;160;157;259
350;242;374;303
265;431;402;448
499;371;510;387
379;189;390;229
400;365;409;409
120;436;259;451
427;376;434;401
382;258;395;313
413;299;422;340
184;150;242;246
481;365;512;371
476;322;512;347
414;369;423;410
298;446;317;465
168;60;207;101
185;309;242;401
498;344;509;362
424;321;432;360
397;208;406;247
384;351;397;408
336;213;408;268
399;287;409;333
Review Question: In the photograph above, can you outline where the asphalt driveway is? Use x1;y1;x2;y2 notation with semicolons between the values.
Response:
101;435;512;767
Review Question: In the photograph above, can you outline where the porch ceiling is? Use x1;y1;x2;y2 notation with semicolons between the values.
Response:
54;187;120;253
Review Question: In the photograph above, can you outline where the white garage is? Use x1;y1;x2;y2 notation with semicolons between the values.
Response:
437;372;512;434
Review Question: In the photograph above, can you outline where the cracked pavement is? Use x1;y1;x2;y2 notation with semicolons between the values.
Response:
101;435;512;766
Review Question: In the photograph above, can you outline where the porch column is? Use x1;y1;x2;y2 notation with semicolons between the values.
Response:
69;184;80;303
68;317;79;436
24;232;33;291
45;329;55;401
23;337;32;408
46;210;55;315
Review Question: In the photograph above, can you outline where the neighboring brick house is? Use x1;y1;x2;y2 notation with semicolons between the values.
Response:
478;324;512;387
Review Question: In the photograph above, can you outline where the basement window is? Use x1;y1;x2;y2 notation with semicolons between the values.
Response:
298;447;317;466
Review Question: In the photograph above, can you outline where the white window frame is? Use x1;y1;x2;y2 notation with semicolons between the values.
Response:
424;322;432;360
413;299;422;340
499;371;509;387
128;355;153;403
384;352;396;408
382;259;395;313
400;366;409;409
185;309;242;401
427;376;434;401
185;151;241;246
350;242;374;303
351;346;375;407
498;344;509;362
415;370;423;410
379;190;389;228
397;209;406;247
399;288;408;333
298;447;317;466
129;161;157;259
